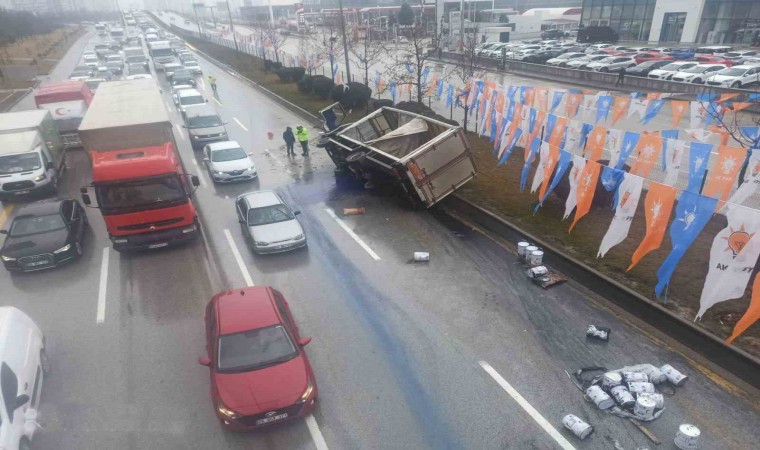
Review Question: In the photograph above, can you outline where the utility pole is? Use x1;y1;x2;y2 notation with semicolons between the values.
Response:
192;2;203;38
208;6;218;28
224;1;239;52
338;0;352;82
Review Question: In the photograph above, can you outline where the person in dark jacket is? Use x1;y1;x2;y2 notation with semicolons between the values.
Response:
283;127;296;156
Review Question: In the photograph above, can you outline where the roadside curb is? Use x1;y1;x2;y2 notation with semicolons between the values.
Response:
442;194;760;391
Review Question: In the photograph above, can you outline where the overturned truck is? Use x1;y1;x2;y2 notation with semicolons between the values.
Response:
317;104;477;208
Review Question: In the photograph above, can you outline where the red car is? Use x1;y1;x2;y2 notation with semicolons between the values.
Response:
634;53;675;64
689;55;734;67
199;287;318;430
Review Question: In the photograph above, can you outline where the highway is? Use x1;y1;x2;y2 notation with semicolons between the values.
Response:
0;21;759;450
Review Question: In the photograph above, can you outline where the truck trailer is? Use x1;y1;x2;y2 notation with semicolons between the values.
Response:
78;78;201;251
318;104;477;208
34;80;94;148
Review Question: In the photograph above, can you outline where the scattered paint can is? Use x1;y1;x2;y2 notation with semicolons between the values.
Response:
527;266;548;278
623;372;649;383
413;252;430;262
661;364;688;386
674;424;701;449
627;381;655;395
586;324;611;341
638;392;664;409
528;250;544;266
586;385;615;410
602;372;623;390
633;395;656;420
524;245;539;262
343;207;366;215
517;241;530;257
610;385;636;408
562;414;594;440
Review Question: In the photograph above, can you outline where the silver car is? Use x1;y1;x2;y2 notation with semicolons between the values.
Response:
203;141;257;183
235;191;307;254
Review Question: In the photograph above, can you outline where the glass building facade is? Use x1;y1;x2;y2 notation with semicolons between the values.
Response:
580;0;657;41
695;0;760;45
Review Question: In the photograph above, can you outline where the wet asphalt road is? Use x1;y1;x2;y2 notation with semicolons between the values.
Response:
0;25;759;450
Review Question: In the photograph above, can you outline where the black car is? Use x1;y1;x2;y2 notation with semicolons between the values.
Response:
0;199;88;272
171;68;196;86
523;50;564;64
625;60;673;77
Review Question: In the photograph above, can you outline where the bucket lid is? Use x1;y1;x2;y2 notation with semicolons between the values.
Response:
526;245;538;251
518;241;529;246
532;250;544;255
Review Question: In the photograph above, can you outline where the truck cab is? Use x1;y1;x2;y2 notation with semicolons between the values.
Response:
148;40;175;71
0;131;58;201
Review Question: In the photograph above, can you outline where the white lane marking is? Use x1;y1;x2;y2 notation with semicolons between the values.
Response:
96;247;110;324
213;96;222;106
190;159;207;188
175;123;183;133
199;77;205;88
166;100;173;110
233;117;248;131
478;361;575;450
223;229;254;287
324;208;380;261
306;414;329;450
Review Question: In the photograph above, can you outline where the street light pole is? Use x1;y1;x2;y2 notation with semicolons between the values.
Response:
224;1;239;52
192;3;203;38
337;0;352;83
208;6;217;28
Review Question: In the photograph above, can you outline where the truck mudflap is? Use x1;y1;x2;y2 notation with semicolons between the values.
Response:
110;219;200;252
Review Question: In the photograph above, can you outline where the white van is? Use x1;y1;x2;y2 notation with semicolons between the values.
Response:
0;131;59;201
0;307;48;450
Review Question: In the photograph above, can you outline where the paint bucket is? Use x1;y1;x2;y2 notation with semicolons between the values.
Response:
610;385;636;408
602;372;623;390
638;392;664;409
413;252;430;262
528;250;544;266
674;424;701;449
623;372;649;383
517;241;530;257
525;245;538;261
586;385;614;410
661;364;688;386
627;381;655;395
633;395;656;420
562;414;593;440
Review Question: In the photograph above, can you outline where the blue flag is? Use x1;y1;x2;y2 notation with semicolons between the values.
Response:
596;95;613;123
641;99;665;124
436;79;444;98
686;142;712;193
551;91;564;113
507;85;518;101
655;191;718;298
505;100;515;123
660;130;679;169
520;137;541;191
629;92;645;99
750;93;760;103
405;63;414;74
495;116;510;150
499;128;522;166
519;86;529;105
616;132;640;170
473;80;485;110
528;108;537;134
535;150;573;213
445;84;454;108
600;166;625;192
332;63;339;78
740;126;760;148
579;123;594;150
421;66;430;83
390;80;397;104
545;114;558;140
704;102;721;126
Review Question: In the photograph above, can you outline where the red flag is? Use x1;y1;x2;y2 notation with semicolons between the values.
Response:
726;274;760;344
671;100;688;126
611;97;630;125
569;160;602;232
538;142;560;202
548;117;567;150
629;133;663;178
565;93;582;118
627;182;677;271
585;126;607;162
702;145;746;203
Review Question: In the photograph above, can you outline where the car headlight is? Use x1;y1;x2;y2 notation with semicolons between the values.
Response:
1;255;16;262
216;401;241;420
294;234;304;241
255;240;269;246
192;135;200;139
34;173;47;182
245;166;256;172
53;244;71;254
214;171;224;176
296;379;314;404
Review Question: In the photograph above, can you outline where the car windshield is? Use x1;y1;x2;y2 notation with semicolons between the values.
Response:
217;325;298;372
189;115;222;128
726;52;742;57
247;204;294;226
0;153;41;175
683;66;707;73
661;63;686;70
96;174;186;211
599;57;616;63
211;147;246;162
181;95;204;105
151;48;173;57
637;61;658;68
10;213;65;237
717;68;747;76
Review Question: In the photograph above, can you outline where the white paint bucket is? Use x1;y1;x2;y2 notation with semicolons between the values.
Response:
638;392;664;409
525;245;538;261
610;385;636;408
627;381;655;395
413;252;430;262
586;385;614;410
634;395;656;420
528;250;544;266
661;364;688;386
562;414;593;440
623;372;649;383
602;372;623;390
517;241;530;256
674;424;701;449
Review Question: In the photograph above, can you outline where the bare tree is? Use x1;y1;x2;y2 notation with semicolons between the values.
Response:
255;21;288;64
348;25;385;86
308;27;344;81
384;21;437;103
450;23;482;132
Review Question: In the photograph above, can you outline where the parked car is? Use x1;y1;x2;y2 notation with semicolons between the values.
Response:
585;43;614;53
176;88;207;116
183;59;202;74
198;286;317;429
625;60;673;77
634;53;674;64
171;68;196;87
184;105;228;150
567;54;609;70
171;83;195;106
647;61;698;80
234;191;306;254
0;199;88;271
546;52;586;66
203;141;257;183
163;62;184;79
705;64;760;88
724;50;759;65
695;46;733;55
513;49;540;61
671;64;727;83
689;55;734;66
666;48;696;59
523;50;564;64
587;56;637;72
0;307;48;449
